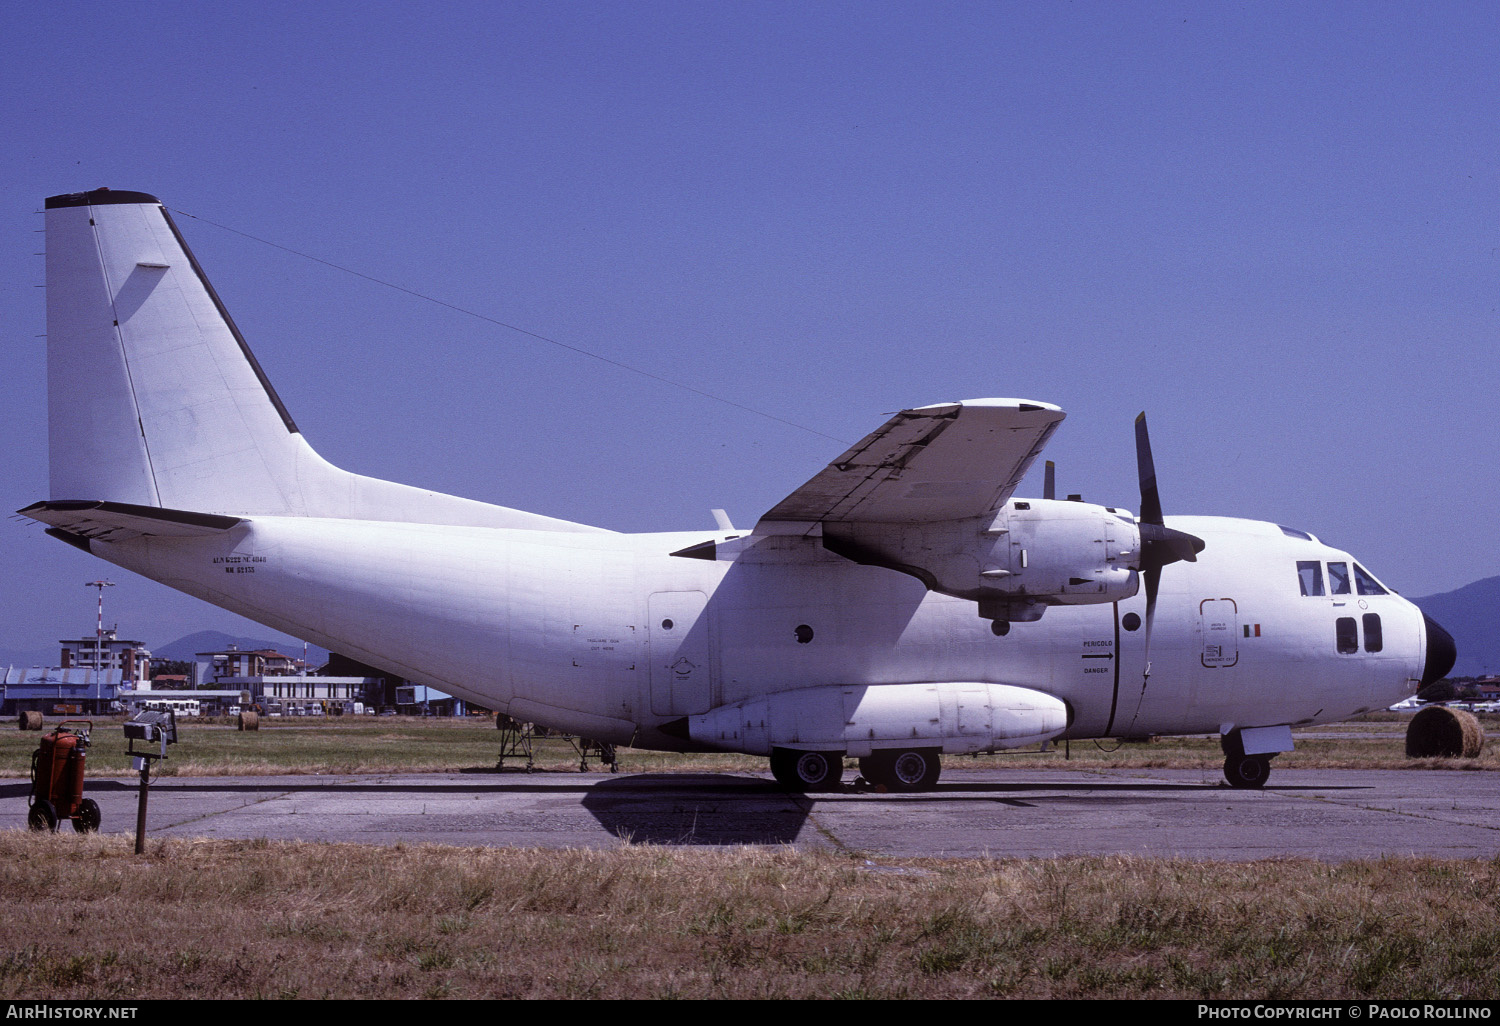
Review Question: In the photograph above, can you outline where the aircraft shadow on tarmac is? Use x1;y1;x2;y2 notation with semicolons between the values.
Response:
1;773;1370;847
578;773;1370;846
580;773;813;844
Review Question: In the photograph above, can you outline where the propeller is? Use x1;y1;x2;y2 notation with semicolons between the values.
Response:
1134;412;1205;684
1044;460;1056;501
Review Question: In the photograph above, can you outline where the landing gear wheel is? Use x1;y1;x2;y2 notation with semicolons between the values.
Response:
770;748;843;792
1223;754;1271;789
72;798;101;834
27;799;57;833
860;749;941;791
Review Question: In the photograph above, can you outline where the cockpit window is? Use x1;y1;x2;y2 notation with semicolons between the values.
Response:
1327;562;1351;596
1354;564;1388;596
1297;561;1324;597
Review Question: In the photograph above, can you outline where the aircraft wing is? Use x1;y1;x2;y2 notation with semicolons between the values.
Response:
19;500;244;544
759;399;1065;526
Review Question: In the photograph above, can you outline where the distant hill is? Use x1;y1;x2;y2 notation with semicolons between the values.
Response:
1411;576;1500;678
151;630;329;667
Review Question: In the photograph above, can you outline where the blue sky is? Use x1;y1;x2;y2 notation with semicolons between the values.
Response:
2;1;1497;661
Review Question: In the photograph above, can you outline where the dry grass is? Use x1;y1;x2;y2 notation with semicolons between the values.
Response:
1;832;1496;999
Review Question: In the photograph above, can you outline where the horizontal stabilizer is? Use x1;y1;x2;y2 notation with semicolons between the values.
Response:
19;499;243;544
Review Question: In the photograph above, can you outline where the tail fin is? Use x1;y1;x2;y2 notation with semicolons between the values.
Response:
43;189;599;532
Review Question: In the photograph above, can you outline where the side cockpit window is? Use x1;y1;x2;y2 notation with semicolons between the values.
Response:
1297;561;1324;597
1354;564;1388;596
1300;560;1389;598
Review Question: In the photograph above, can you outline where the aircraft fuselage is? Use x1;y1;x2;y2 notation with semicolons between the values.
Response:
88;509;1425;749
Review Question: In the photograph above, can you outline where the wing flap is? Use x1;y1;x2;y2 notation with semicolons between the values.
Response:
760;399;1064;526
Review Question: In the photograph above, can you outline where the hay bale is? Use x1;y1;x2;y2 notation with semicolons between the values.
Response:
1406;706;1485;758
237;710;259;732
19;711;43;731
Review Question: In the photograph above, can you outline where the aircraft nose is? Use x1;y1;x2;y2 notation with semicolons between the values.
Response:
1420;612;1457;687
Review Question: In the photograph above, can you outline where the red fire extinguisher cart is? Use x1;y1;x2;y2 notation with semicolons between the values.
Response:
28;720;101;833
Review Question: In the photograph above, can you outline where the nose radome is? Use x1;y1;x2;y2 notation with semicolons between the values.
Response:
1420;613;1457;686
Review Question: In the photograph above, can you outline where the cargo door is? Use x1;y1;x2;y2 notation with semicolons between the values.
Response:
648;591;715;716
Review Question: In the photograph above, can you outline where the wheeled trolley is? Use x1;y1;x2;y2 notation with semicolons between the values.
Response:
28;720;101;833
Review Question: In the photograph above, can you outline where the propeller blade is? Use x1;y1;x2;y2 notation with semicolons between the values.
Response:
1133;411;1205;687
1135;413;1204;573
1141;563;1160;682
1135;412;1163;526
1044;461;1056;501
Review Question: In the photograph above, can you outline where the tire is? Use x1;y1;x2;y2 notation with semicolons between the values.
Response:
72;798;101;834
861;748;941;791
27;799;57;832
769;748;842;792
1223;753;1270;789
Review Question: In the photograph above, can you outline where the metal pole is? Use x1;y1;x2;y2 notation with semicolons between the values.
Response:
86;580;113;709
134;758;150;855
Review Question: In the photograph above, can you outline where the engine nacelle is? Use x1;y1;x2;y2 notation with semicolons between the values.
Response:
821;498;1142;620
980;499;1141;604
684;682;1070;757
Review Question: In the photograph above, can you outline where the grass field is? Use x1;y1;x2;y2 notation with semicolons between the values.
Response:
3;711;1496;778
1;834;1496;999
4;713;1496;1000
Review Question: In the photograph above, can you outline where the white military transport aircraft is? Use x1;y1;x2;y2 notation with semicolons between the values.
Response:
24;189;1455;791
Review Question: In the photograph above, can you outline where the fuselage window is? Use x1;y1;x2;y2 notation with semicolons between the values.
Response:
1328;562;1351;595
1298;561;1325;597
1363;613;1383;653
1353;564;1388;596
1336;616;1358;654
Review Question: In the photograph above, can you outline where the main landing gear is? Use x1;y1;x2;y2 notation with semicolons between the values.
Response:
859;748;941;791
769;748;843;791
769;747;943;793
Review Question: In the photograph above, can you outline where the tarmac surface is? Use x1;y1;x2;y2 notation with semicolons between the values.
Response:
6;766;1499;859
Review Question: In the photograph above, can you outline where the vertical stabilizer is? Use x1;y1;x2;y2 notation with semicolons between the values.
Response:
46;190;305;513
43;189;600;532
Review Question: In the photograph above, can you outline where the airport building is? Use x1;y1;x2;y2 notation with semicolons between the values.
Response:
220;674;373;716
58;629;151;683
191;646;305;686
186;645;374;715
1;627;147;715
117;687;249;717
1;666;124;716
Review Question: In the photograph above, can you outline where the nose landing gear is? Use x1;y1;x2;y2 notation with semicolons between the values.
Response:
1222;752;1271;789
1220;730;1273;789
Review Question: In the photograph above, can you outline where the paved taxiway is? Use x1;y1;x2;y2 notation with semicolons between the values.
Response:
5;767;1498;859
